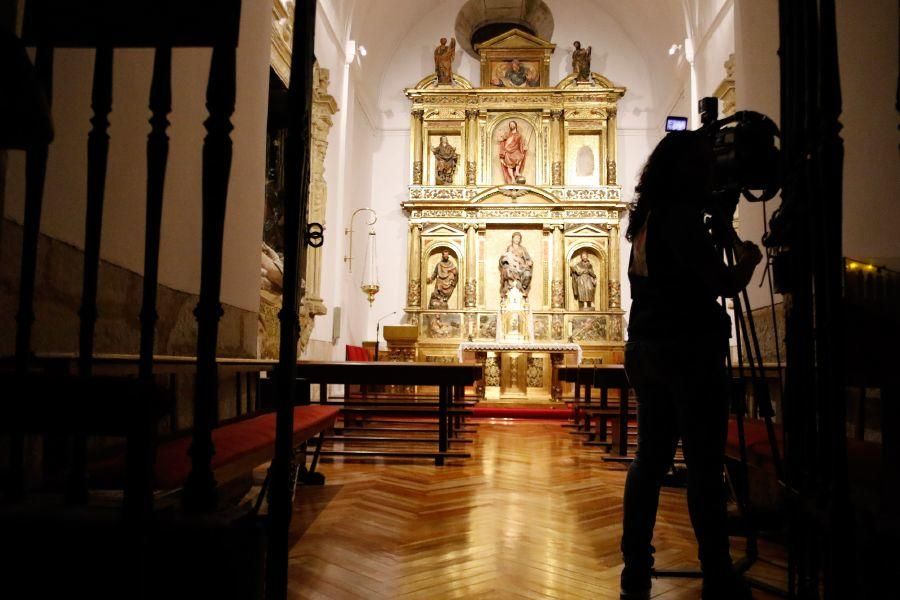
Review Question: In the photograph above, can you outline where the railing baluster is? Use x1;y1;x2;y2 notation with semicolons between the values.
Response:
267;0;317;596
10;45;53;500
184;44;237;513
68;45;113;504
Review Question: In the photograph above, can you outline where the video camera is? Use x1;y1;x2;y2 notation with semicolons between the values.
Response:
667;97;781;209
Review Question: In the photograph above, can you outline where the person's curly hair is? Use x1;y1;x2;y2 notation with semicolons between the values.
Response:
626;131;714;241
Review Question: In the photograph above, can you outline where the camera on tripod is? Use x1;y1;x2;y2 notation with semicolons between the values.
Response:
667;97;781;213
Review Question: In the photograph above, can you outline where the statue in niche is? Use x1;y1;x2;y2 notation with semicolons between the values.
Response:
499;231;533;299
497;121;528;184
570;251;598;309
431;136;458;185
572;41;592;82
427;250;458;308
434;37;456;85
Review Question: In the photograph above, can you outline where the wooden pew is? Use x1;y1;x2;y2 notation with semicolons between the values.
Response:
295;361;482;465
558;365;634;458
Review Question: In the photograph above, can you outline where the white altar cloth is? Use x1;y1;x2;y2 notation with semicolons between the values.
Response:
457;341;582;364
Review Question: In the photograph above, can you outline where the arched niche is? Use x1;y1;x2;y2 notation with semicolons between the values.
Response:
485;111;544;186
421;241;464;310
566;242;607;310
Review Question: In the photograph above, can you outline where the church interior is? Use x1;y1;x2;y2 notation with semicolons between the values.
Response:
0;0;897;598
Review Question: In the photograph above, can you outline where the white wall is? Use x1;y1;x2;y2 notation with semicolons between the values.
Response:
837;0;900;270
4;1;271;313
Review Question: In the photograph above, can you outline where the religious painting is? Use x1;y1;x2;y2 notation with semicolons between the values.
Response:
570;314;608;341
421;313;461;339
489;59;540;88
491;117;537;186
532;315;550;340
478;314;497;339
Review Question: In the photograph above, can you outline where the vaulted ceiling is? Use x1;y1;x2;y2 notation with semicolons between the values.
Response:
321;0;703;129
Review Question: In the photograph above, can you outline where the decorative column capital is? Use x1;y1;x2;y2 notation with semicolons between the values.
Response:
465;108;478;120
550;109;564;121
411;108;424;120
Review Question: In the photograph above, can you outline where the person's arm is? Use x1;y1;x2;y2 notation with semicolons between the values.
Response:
667;210;762;298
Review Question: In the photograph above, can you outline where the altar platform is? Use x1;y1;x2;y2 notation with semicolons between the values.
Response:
458;341;581;403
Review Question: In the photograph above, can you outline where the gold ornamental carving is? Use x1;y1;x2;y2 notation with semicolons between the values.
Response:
407;279;421;307
403;27;628;381
551;279;565;309
608;280;621;309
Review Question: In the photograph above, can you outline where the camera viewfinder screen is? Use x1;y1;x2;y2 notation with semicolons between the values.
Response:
665;116;688;132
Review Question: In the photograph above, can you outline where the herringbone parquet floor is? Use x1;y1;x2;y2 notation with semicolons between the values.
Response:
286;420;787;599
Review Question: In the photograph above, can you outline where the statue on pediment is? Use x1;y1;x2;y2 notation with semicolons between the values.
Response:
434;37;456;85
572;41;592;82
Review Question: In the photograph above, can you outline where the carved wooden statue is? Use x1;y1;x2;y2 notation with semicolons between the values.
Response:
570;251;597;309
427;250;458;308
497;120;528;184
431;136;458;185
434;37;456;85
572;41;592;82
498;232;533;299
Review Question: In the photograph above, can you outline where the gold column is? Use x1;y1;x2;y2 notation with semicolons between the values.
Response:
606;107;617;185
550;110;563;185
552;224;565;308
407;223;422;307
412;109;424;184
608;224;620;308
465;223;477;307
465;109;478;185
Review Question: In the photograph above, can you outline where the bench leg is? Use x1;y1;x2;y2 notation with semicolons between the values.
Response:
296;432;327;487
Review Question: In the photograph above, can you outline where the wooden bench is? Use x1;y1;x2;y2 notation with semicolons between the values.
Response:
296;361;481;465
559;365;634;458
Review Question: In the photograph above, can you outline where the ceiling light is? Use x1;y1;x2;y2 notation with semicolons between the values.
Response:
358;45;367;57
668;43;682;56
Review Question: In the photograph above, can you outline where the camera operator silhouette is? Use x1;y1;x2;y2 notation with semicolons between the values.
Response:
620;131;762;600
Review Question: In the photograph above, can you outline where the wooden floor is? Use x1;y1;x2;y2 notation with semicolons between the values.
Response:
286;420;787;599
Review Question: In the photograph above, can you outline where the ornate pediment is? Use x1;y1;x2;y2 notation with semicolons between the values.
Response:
474;28;556;52
474;28;555;88
423;223;465;236
566;223;610;237
472;185;558;204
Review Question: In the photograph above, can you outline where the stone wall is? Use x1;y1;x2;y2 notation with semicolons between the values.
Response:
0;219;257;358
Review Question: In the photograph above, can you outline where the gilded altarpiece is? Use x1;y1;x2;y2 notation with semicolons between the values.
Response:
398;30;627;401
